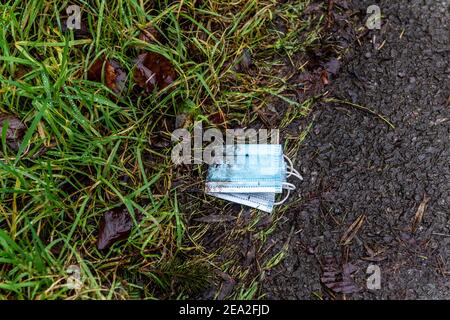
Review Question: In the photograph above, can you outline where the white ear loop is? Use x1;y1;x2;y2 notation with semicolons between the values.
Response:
274;189;291;205
274;155;303;206
284;155;304;180
282;182;296;190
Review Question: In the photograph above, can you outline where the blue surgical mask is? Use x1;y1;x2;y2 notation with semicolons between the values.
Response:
205;144;303;213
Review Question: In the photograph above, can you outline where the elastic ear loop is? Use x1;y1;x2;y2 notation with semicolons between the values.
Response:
274;182;295;205
284;155;304;180
274;155;303;206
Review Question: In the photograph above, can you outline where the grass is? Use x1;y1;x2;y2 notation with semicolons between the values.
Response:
0;0;331;299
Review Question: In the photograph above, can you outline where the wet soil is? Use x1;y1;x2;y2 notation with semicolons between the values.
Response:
264;0;450;299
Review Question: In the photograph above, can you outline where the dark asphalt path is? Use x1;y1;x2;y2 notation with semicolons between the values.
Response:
265;0;450;299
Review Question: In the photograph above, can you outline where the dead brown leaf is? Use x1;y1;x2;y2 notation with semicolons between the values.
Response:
0;114;27;151
138;25;162;45
97;207;133;250
88;58;127;95
134;52;177;93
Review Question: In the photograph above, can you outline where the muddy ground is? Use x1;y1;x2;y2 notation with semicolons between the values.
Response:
263;0;450;299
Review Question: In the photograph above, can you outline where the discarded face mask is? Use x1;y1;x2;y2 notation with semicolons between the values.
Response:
205;144;303;213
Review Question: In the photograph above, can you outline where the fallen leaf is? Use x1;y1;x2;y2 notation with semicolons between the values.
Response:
411;195;430;233
87;59;103;82
138;25;162;44
134;52;177;93
340;214;366;246
109;60;127;94
88;58;127;95
97;207;133;250
0;114;26;151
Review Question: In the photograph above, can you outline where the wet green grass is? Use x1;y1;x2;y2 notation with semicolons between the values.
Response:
0;0;328;299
